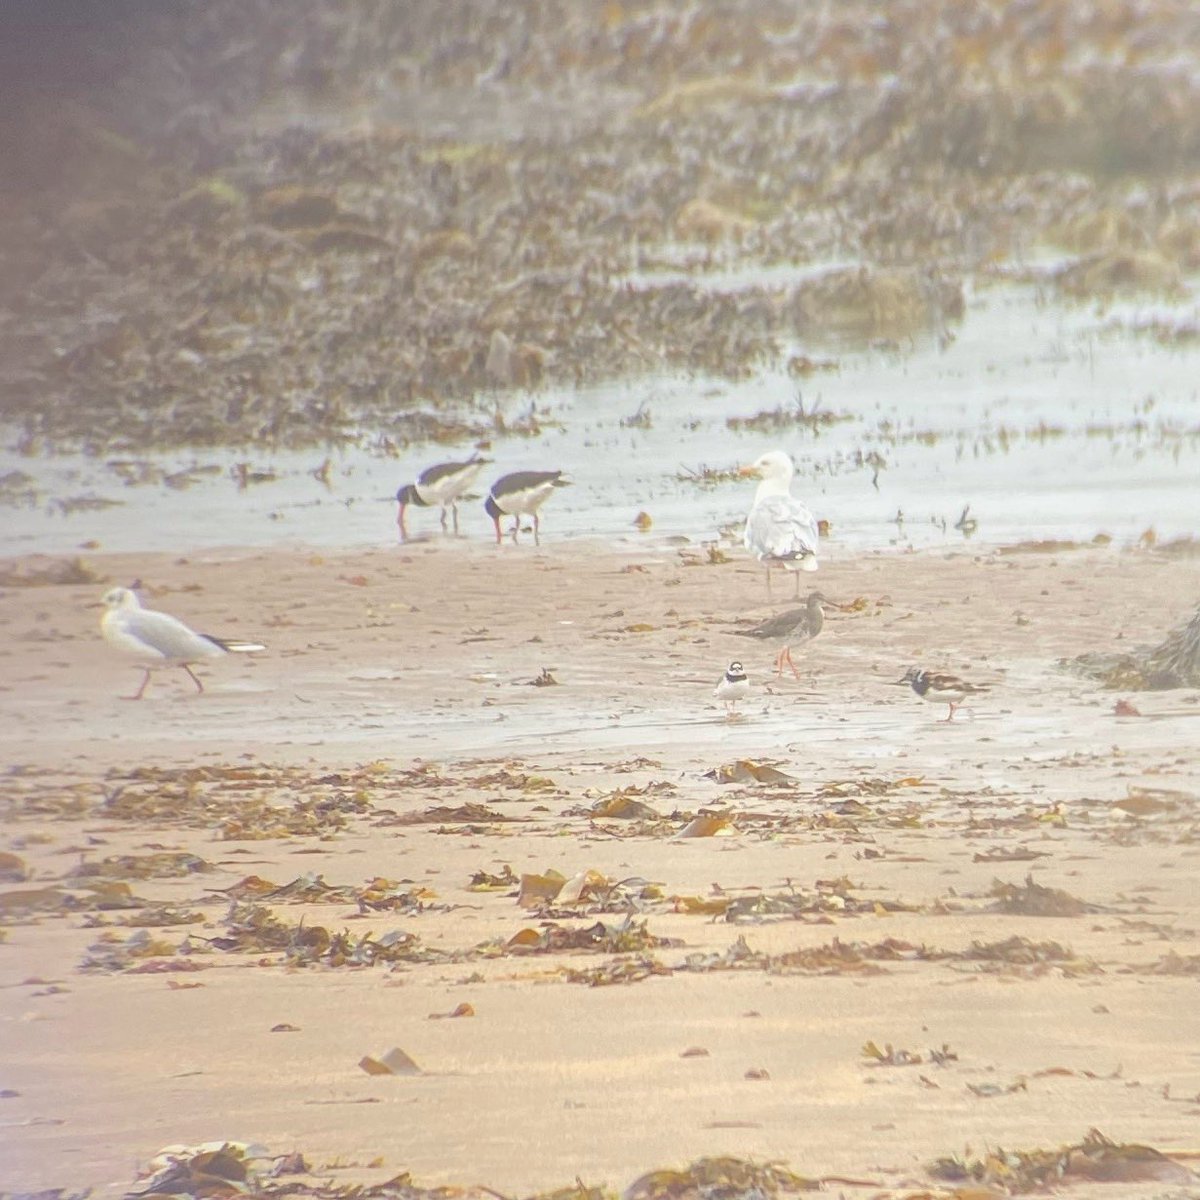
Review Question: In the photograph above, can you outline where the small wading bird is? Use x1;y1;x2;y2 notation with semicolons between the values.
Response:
485;470;571;545
395;454;490;540
897;666;988;722
734;590;828;679
714;660;750;715
100;587;264;700
740;449;820;599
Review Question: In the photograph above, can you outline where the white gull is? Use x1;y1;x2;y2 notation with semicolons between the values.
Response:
100;586;264;700
739;449;819;599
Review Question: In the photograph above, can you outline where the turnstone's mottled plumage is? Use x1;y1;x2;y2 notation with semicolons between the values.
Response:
396;454;490;540
897;666;988;722
714;660;750;715
740;450;819;599
734;591;827;679
100;587;264;700
485;470;571;545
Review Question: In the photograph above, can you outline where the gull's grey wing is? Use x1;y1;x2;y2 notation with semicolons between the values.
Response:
108;608;226;664
743;495;819;562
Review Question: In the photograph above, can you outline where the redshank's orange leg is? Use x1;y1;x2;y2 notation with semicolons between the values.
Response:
782;646;801;680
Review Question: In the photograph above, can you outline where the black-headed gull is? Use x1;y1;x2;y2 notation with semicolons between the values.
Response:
484;470;571;545
740;449;819;598
396;454;490;540
100;587;264;700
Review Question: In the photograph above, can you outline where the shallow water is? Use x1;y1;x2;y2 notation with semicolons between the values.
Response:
2;282;1198;559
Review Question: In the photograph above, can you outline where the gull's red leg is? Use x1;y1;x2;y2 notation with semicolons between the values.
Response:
125;667;153;701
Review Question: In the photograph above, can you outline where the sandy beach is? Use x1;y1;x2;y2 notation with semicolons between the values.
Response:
2;536;1199;1197
5;3;1200;1195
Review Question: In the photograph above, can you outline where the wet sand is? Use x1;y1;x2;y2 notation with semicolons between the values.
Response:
2;538;1200;1196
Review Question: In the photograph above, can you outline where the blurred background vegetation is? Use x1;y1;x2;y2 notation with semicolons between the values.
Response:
2;1;1198;449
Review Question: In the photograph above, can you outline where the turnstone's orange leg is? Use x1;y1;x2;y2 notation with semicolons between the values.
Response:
941;702;957;722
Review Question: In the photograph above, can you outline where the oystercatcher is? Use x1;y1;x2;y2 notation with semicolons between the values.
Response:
897;666;989;722
734;590;827;679
485;470;570;545
100;587;264;700
740;450;819;599
396;454;490;540
714;661;751;715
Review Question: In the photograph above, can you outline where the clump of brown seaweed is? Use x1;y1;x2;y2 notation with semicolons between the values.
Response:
1067;600;1200;690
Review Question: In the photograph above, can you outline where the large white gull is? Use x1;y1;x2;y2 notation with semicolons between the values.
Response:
739;449;819;598
100;586;264;700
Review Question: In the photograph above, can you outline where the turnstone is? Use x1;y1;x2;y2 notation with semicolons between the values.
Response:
100;587;264;700
734;590;827;679
897;666;988;722
396;454;490;540
714;660;750;715
485;470;571;545
739;450;819;599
